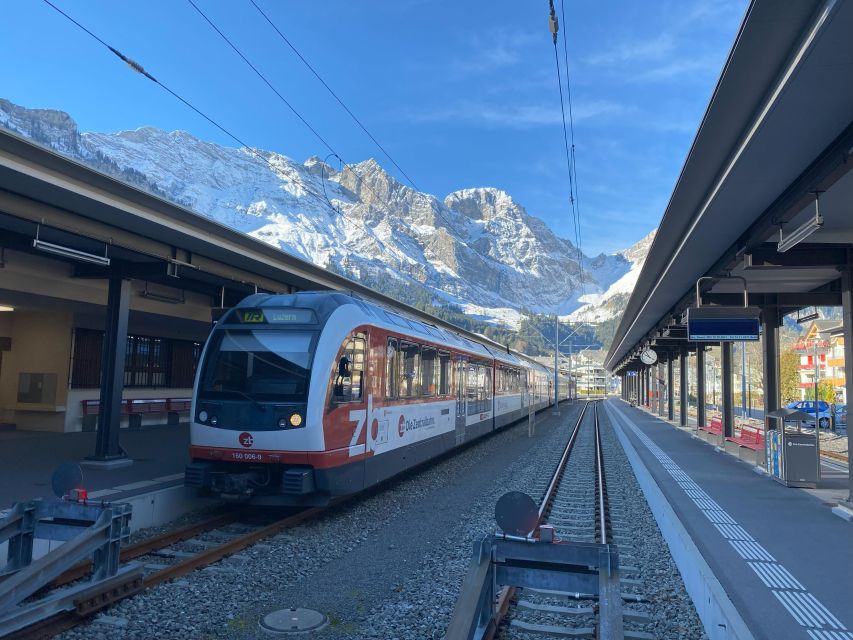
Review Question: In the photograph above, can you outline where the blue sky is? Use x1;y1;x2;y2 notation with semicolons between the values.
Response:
1;0;747;255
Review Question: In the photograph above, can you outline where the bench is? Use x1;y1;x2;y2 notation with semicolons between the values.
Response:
81;397;191;431
699;416;723;435
725;424;764;451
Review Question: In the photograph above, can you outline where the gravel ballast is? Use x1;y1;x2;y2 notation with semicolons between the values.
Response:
58;400;707;639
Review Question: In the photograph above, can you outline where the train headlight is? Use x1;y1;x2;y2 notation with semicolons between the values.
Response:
277;417;288;429
289;413;303;427
198;410;209;423
210;415;218;427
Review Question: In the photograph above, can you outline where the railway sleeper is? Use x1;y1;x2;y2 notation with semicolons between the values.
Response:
509;619;595;638
517;601;594;616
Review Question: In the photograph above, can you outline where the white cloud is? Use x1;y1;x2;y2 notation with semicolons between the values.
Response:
450;28;540;75
408;99;630;129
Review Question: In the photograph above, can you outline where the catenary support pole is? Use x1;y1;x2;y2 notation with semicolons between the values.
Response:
696;346;706;429
553;315;560;414
722;341;734;441
92;268;131;461
667;356;674;421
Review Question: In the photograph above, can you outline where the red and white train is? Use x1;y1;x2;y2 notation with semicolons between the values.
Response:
185;291;572;504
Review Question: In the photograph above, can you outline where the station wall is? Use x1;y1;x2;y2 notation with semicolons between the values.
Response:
0;249;214;433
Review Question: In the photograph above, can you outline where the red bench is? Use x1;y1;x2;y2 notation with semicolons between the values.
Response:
81;397;191;431
699;416;723;435
726;424;764;451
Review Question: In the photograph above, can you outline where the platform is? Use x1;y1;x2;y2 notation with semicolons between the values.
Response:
0;424;190;509
605;399;853;640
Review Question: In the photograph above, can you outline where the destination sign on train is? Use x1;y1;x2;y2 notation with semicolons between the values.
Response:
236;308;316;324
686;306;761;341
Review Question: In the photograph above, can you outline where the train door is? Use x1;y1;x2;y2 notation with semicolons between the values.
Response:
455;355;466;444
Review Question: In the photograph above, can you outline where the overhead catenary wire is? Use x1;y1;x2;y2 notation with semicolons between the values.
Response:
560;0;585;293
548;0;586;297
45;0;458;247
248;0;420;192
185;0;461;233
40;0;340;217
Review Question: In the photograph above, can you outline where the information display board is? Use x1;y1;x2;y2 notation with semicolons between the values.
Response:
686;306;760;341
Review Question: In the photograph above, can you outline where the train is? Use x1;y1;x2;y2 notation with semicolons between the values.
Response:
184;291;573;505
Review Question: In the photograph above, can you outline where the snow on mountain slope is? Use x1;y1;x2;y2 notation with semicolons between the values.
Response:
0;98;651;324
568;229;656;322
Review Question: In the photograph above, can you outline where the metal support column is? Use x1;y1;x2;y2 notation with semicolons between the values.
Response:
696;346;706;429
667;356;674;421
655;362;662;416
721;341;734;440
679;349;688;427
841;268;853;506
91;269;131;462
762;302;780;467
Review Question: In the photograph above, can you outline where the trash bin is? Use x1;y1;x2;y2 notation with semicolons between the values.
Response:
764;408;818;488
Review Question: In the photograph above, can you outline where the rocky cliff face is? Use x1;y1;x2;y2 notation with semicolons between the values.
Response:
0;98;651;324
568;229;657;322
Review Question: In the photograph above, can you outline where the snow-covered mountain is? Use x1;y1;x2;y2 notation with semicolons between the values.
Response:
0;98;651;325
567;229;656;322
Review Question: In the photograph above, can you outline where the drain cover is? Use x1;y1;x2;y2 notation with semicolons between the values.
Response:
259;608;329;635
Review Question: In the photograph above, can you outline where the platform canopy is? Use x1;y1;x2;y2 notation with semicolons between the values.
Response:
606;0;853;372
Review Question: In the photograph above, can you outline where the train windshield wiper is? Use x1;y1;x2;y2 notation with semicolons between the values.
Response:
229;388;266;412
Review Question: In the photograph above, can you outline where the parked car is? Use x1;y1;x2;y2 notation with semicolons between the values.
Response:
787;400;833;428
834;404;847;429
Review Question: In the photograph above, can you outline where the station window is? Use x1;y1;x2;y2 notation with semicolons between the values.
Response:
332;333;367;404
71;329;103;388
71;329;201;389
125;336;168;387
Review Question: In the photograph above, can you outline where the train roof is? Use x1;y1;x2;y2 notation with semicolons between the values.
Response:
226;292;551;373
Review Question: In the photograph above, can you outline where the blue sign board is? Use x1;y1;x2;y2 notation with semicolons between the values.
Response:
687;317;760;341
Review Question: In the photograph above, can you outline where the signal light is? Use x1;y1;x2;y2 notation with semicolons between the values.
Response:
289;413;303;427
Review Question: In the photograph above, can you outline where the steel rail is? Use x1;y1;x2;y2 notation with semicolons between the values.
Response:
484;400;591;640
538;400;591;522
594;402;608;544
48;509;247;589
9;505;331;639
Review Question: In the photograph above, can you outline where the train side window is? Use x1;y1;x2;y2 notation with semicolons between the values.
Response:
438;351;451;395
399;341;420;398
421;346;437;396
466;363;479;416
332;333;366;404
386;338;398;399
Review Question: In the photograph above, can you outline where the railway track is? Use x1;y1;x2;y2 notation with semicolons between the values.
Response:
495;401;652;639
6;506;322;639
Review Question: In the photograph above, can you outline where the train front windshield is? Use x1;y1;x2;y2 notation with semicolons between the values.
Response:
199;330;314;403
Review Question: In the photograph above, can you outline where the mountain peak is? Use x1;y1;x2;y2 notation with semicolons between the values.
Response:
0;97;654;323
444;187;523;222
